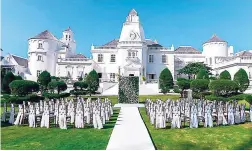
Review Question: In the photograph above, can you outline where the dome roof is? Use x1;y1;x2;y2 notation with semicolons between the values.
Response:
204;34;226;44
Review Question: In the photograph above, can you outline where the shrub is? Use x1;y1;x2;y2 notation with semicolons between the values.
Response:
86;70;99;96
2;72;15;94
43;92;70;99
9;80;39;96
51;76;60;81
228;93;250;100
196;69;209;79
205;95;228;101
37;71;51;92
48;81;67;94
209;79;238;96
209;77;217;80
219;70;231;80
245;95;252;104
73;81;88;90
70;89;87;97
159;68;174;94
7;94;44;103
233;68;250;92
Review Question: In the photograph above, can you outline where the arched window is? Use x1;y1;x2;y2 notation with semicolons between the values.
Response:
38;55;42;61
98;54;103;62
38;42;43;49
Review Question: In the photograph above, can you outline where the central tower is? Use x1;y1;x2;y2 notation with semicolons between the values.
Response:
117;9;147;79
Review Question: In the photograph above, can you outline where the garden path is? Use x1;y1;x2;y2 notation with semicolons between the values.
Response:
106;107;155;150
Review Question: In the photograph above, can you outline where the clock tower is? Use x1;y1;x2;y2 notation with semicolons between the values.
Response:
118;9;145;42
117;9;147;80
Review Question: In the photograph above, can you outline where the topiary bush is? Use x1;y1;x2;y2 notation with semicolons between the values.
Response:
159;68;174;94
48;81;67;94
86;69;99;96
209;79;238;96
9;80;39;96
118;76;139;103
233;68;250;92
219;70;231;80
190;79;210;98
37;70;51;92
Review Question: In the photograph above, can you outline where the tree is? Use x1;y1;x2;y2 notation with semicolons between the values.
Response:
233;68;250;92
51;76;60;81
86;70;99;96
9;80;39;96
177;78;191;97
196;69;209;80
159;68;174;94
37;71;51;92
2;72;15;94
178;62;212;79
219;70;231;80
48;81;67;94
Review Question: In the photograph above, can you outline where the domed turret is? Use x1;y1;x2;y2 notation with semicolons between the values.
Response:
202;34;228;66
61;27;76;55
28;30;59;79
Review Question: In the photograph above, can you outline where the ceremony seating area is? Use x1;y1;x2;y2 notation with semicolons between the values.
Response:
145;98;252;129
1;97;114;129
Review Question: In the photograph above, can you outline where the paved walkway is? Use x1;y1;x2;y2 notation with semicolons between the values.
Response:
106;107;155;150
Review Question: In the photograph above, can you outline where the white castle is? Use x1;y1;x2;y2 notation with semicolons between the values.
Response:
2;9;252;94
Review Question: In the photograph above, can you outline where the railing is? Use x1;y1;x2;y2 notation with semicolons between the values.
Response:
99;78;116;83
146;79;159;83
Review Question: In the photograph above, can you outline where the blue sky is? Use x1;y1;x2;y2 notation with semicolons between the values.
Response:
1;0;252;58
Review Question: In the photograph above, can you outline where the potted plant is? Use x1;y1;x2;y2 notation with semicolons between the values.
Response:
142;76;146;84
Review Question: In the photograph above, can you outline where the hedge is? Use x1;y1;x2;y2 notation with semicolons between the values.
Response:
43;92;70;99
6;94;44;103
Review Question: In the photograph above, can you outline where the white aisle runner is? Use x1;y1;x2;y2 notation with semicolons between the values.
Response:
106;107;155;150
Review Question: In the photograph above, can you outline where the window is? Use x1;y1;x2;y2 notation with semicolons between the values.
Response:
38;55;42;61
38;42;43;49
209;57;212;65
66;35;68;40
149;55;154;63
110;73;115;81
98;54;103;62
37;70;42;77
162;55;167;63
132;52;135;58
98;73;102;78
128;52;131;57
69;35;71;40
110;54;116;62
149;74;155;79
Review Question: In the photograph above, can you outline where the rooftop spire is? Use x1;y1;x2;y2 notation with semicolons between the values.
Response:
64;26;72;32
129;8;138;16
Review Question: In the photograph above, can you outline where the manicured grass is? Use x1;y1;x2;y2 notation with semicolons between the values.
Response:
1;109;120;150
139;108;252;150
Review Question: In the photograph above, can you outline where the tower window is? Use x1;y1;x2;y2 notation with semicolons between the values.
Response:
37;55;43;61
98;54;103;62
38;42;43;49
149;55;154;63
162;55;167;63
69;35;71;40
37;70;42;77
66;35;68;40
110;54;116;62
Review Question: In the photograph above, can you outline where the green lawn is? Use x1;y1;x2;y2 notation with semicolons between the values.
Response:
1;109;119;150
139;108;252;150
